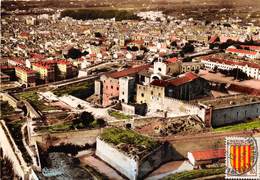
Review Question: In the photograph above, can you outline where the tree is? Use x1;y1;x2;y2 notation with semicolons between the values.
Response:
96;118;106;127
171;41;177;47
94;32;102;38
209;43;215;50
213;65;218;72
131;46;139;51
183;57;192;62
230;68;248;80
1;157;15;180
65;48;82;59
182;43;195;53
80;111;94;127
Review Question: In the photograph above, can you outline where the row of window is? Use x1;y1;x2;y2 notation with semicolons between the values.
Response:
106;85;119;90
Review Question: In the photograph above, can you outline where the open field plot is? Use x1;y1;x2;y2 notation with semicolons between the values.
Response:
16;91;59;112
53;81;94;99
214;119;260;132
163;167;225;180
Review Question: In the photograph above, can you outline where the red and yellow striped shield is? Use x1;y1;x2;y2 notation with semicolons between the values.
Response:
230;144;253;173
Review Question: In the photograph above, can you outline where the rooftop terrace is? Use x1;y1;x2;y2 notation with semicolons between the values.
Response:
100;128;161;159
198;95;260;109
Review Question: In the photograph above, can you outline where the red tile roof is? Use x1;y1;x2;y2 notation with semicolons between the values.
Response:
31;53;45;59
202;56;260;69
0;66;15;70
169;72;199;86
15;66;36;74
129;40;145;45
209;36;218;44
19;32;29;37
33;61;55;69
228;84;260;96
56;59;71;65
166;57;178;63
150;72;200;87
226;48;257;55
107;64;150;79
191;148;225;161
241;45;260;51
150;80;169;87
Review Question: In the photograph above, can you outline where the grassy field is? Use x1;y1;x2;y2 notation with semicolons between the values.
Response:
108;110;131;120
214;120;260;132
0;101;15;117
100;128;160;151
164;167;225;180
53;81;94;99
16;91;57;111
38;123;72;133
36;118;104;133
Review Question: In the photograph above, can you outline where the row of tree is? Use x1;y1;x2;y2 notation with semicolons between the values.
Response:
60;9;139;21
47;143;95;156
72;111;106;129
216;67;249;80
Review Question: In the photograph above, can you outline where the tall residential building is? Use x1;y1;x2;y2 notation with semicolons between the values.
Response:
15;66;36;87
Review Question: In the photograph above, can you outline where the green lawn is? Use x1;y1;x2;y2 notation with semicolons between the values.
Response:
53;81;94;99
108;110;131;120
214;120;260;132
164;167;225;180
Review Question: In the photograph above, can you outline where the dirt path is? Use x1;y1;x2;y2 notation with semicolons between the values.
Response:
80;155;125;180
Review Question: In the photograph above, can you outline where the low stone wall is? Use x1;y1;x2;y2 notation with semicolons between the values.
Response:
23;100;42;119
0;120;29;179
122;103;135;115
164;97;199;117
96;138;138;180
0;92;18;108
138;142;175;179
30;128;103;146
96;138;176;180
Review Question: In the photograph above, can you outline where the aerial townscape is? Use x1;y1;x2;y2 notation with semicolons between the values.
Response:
0;0;260;179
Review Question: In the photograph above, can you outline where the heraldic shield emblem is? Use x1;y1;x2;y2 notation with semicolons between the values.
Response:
226;137;259;179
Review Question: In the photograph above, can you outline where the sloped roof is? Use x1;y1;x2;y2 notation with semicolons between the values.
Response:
168;72;199;86
150;72;200;87
226;48;257;55
107;64;150;79
191;148;225;161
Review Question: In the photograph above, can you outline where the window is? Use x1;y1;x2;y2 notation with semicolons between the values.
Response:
158;67;161;71
141;93;144;97
117;87;119;90
106;86;108;89
111;85;113;89
122;99;125;103
151;91;153;95
158;93;161;96
122;91;125;95
140;75;145;82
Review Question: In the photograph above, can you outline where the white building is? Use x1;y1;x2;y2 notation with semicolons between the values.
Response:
226;47;260;59
201;57;260;80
